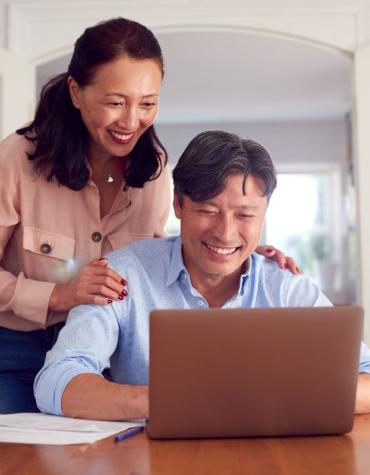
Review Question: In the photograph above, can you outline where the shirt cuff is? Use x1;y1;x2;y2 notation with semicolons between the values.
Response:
35;366;100;416
12;272;56;328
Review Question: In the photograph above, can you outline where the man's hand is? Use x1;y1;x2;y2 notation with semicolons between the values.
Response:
355;373;370;414
49;258;127;311
62;374;148;421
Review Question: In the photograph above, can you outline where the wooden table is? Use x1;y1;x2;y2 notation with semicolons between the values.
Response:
2;414;370;475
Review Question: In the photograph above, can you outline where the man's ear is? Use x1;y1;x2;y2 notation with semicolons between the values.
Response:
67;76;81;109
173;193;182;219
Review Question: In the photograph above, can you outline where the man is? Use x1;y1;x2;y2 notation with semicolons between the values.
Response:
35;131;370;420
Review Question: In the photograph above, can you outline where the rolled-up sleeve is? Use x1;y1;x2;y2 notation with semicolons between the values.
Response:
0;135;56;328
34;301;120;415
280;270;370;373
0;227;56;327
359;341;370;374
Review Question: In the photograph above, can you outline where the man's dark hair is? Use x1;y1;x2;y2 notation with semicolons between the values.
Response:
17;17;166;190
173;130;277;205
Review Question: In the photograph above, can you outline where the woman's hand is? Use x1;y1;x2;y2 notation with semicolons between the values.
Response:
49;258;127;312
255;245;300;274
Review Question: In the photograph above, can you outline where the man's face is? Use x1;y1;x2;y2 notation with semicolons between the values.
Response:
174;174;268;283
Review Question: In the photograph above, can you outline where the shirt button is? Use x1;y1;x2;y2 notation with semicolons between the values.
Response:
91;232;102;243
40;243;52;254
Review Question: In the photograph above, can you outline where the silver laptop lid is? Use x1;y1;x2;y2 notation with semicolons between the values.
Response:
147;306;363;439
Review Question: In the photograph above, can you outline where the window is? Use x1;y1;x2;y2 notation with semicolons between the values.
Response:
165;177;180;235
265;163;347;303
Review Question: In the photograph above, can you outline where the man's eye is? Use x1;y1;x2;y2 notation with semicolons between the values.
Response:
239;214;254;219
109;102;124;107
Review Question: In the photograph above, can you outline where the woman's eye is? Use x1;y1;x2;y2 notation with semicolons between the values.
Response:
106;100;124;107
142;102;156;108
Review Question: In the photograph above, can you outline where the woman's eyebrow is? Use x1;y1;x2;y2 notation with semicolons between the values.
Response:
104;92;159;98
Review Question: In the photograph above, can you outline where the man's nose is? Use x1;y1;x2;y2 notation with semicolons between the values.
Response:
212;215;237;243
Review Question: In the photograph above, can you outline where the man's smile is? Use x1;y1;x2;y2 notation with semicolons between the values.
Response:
203;242;242;256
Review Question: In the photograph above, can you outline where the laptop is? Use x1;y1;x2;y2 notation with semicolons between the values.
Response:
147;306;363;439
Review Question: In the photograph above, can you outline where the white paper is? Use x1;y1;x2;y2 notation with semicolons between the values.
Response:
0;413;145;445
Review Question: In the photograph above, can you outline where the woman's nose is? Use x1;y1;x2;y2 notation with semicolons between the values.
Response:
117;106;138;130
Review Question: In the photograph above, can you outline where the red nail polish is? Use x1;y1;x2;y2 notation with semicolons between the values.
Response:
107;299;112;304
99;258;106;261
118;295;124;300
121;279;127;285
121;289;128;296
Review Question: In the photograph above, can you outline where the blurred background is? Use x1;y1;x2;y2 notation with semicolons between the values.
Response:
1;0;370;339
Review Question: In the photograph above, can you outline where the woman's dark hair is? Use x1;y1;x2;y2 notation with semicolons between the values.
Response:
173;130;277;205
17;17;167;190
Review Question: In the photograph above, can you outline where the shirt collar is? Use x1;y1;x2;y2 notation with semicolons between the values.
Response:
166;235;252;296
238;256;252;295
166;236;187;286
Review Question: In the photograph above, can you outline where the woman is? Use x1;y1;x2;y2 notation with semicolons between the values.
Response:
0;17;297;413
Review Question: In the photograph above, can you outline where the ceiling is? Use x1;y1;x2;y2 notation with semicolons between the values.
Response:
37;30;352;124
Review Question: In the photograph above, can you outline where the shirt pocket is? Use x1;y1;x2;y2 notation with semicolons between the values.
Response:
107;231;153;250
22;226;75;282
23;226;75;260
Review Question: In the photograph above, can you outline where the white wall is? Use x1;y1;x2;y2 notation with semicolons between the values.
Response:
354;45;370;343
0;49;35;139
2;0;369;60
157;119;347;167
0;2;7;50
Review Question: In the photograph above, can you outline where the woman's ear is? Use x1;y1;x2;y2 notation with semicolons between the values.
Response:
67;76;81;109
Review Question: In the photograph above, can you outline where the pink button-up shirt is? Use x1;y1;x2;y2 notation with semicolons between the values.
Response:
0;133;170;331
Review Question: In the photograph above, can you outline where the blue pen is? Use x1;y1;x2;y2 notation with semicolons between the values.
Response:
115;425;144;443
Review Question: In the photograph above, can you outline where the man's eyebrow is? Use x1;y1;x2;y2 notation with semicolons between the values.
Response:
200;201;261;210
238;205;261;210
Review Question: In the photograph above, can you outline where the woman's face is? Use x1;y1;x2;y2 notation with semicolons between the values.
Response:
68;55;162;162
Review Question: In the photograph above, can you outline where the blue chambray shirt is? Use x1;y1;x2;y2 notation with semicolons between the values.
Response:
34;236;370;415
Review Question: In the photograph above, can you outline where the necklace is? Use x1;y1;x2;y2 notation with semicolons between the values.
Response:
106;174;114;184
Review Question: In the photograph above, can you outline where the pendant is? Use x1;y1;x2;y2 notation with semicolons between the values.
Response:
106;174;114;184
